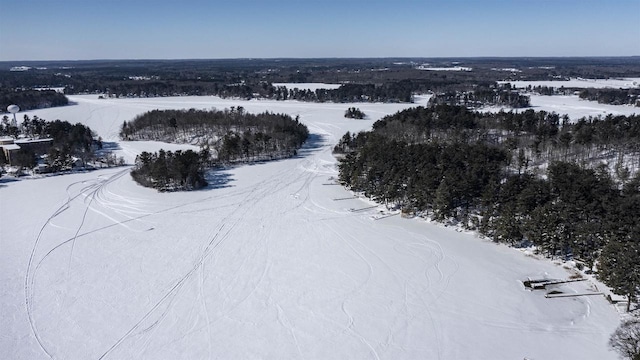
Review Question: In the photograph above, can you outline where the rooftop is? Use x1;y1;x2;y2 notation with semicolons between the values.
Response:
1;144;21;151
14;138;53;144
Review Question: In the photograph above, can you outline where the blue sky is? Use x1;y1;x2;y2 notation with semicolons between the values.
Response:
1;0;638;61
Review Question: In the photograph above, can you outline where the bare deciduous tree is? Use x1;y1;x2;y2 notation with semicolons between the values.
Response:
610;318;640;360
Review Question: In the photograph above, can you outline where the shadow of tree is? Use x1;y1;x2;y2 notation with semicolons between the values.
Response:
0;176;20;188
97;141;122;152
203;169;234;190
295;133;327;158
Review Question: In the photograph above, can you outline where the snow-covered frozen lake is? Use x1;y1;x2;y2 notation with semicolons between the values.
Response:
1;95;620;359
481;94;639;121
499;77;640;89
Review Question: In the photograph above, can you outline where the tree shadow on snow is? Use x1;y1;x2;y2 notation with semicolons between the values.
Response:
203;169;234;190
99;141;122;152
238;133;327;167
0;177;20;188
102;141;121;150
295;133;327;158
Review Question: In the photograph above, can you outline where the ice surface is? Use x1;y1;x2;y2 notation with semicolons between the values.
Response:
499;78;640;89
479;94;638;121
1;95;620;359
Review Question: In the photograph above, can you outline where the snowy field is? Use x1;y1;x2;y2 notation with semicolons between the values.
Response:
481;94;639;121
1;95;621;359
499;77;640;89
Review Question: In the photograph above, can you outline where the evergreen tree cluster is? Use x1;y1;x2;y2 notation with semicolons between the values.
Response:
428;85;531;108
16;115;47;138
579;88;640;106
353;105;640;177
1;89;68;112
86;81;260;100
336;105;640;308
45;119;94;152
518;85;575;96
530;85;560;95
120;107;309;163
269;83;413;103
131;149;208;191
44;119;97;171
337;135;507;219
344;107;366;119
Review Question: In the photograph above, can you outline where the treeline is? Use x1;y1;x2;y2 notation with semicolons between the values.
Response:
428;85;530;108
336;105;640;309
131;149;208;191
84;81;260;100
1;89;68;112
347;105;640;177
120;107;309;163
518;85;575;96
270;83;413;103
78;81;415;103
579;88;640;106
61;74;502;104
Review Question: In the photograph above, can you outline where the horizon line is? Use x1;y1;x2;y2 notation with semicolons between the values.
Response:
2;55;640;63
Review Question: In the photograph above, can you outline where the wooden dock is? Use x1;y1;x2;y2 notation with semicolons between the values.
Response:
523;277;587;290
545;292;603;298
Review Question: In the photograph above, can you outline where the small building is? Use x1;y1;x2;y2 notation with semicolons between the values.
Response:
14;138;54;155
0;136;15;145
0;143;21;164
0;137;53;166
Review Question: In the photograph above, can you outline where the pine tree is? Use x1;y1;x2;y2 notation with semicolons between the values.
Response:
492;206;523;245
433;177;453;220
599;236;640;312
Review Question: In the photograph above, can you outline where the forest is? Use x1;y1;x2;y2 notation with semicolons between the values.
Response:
0;89;68;112
335;105;640;309
270;83;412;103
427;84;531;108
122;107;309;190
579;88;640;106
73;82;414;103
3;58;638;107
120;107;308;163
131;149;209;191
